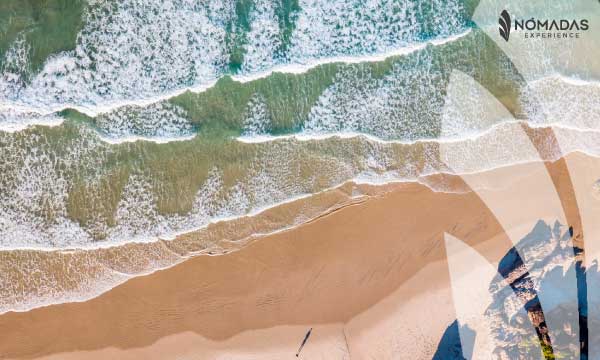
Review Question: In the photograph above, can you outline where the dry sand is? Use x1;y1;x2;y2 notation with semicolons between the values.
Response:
0;152;586;360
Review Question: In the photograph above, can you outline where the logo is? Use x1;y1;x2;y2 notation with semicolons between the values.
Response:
498;9;590;41
499;10;511;41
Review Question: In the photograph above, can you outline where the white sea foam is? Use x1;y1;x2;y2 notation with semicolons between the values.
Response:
288;0;465;60
301;60;445;140
241;0;282;73
93;102;195;142
524;75;600;130
0;29;473;133
14;0;231;108
0;107;64;132
96;133;197;145
241;94;271;136
236;72;600;144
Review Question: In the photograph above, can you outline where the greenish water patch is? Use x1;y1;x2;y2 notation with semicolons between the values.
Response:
226;0;255;73
59;108;92;124
225;0;300;72
171;63;340;136
274;0;300;59
0;0;86;75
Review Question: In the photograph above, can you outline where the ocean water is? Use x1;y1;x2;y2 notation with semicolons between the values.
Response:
0;0;474;250
0;0;599;314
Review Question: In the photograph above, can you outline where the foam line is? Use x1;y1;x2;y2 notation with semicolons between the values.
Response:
0;30;473;121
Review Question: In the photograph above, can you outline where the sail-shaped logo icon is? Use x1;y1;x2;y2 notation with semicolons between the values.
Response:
499;10;511;41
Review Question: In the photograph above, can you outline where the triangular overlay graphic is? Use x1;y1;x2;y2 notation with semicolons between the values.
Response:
440;70;580;358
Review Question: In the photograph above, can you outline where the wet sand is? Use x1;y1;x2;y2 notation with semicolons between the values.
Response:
0;152;586;360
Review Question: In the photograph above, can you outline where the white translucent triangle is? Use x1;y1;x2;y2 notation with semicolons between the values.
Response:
440;70;580;357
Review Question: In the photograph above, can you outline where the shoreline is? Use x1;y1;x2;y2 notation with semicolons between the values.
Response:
0;149;589;316
0;140;586;254
1;151;586;359
0;181;395;315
